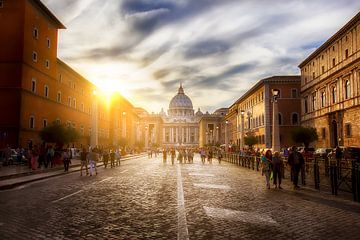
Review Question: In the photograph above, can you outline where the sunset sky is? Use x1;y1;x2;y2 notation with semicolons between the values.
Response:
43;0;360;113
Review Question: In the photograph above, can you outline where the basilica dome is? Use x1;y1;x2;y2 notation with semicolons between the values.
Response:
169;84;193;110
168;84;194;117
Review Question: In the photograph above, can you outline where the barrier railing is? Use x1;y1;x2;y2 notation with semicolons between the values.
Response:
221;152;360;202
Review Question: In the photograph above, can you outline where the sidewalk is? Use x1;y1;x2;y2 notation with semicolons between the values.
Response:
0;153;145;190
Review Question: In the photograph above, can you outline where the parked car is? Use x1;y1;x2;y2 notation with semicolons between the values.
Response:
314;148;333;158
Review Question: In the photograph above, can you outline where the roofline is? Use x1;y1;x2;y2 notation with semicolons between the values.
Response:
298;11;360;68
31;0;66;29
57;58;90;83
230;75;300;107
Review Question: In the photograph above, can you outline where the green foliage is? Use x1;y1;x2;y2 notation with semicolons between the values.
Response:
244;135;258;148
39;122;80;147
291;126;318;148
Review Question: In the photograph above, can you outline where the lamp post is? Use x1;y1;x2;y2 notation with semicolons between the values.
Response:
272;89;280;152
122;111;126;138
225;120;229;152
216;126;219;143
145;126;148;149
240;110;245;151
90;90;98;148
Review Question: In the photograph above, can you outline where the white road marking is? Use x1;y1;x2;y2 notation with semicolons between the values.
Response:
188;173;214;177
120;170;128;174
52;190;84;203
193;183;231;190
97;177;113;183
177;164;189;240
204;206;277;225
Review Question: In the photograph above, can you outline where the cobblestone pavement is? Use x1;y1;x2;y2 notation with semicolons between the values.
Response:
0;155;359;240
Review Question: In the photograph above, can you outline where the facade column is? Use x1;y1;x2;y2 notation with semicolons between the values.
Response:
272;90;280;152
176;127;179;144
90;91;98;148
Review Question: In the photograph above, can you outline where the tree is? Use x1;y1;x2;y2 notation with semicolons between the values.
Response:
244;135;258;149
291;126;318;148
39;122;80;148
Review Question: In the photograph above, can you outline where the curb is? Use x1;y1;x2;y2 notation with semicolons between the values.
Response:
0;154;146;190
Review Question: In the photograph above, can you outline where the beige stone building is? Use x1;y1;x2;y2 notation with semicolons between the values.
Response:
299;11;360;148
229;76;301;150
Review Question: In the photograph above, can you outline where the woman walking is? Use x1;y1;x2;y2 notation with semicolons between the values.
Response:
261;149;273;189
30;145;39;171
62;149;71;172
272;151;282;189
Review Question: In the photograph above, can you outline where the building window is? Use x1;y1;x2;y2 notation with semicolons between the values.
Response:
322;66;325;74
45;59;50;69
312;72;315;79
333;46;335;51
73;98;76;108
345;49;349;59
345;80;351;99
43;119;48;128
332;58;336;67
291;89;297;98
80;125;84;135
322;128;326;139
332;87;337;103
81;103;84;112
56;118;61;124
32;51;37;62
321;91;326;107
31;78;36;93
59;74;62;83
345;123;352;137
57;91;61;103
291;113;299;125
44;85;49;98
278;113;282;125
304;98;308;113
46;38;50;48
312;94;316;111
29;116;35;129
0;1;4;8
68;97;71;106
33;28;38;39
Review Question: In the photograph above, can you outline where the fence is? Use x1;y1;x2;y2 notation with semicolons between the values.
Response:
221;152;360;202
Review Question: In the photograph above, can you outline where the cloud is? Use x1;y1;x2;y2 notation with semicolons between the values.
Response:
43;0;360;113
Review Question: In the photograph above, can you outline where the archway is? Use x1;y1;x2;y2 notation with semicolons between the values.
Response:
331;120;338;148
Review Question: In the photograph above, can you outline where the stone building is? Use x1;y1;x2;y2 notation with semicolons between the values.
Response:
229;76;301;150
0;0;137;149
299;11;360;148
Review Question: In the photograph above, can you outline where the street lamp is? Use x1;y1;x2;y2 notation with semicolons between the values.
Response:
216;126;219;143
145;126;149;149
90;89;98;148
272;89;280;152
122;111;127;138
225;120;229;152
240;110;245;151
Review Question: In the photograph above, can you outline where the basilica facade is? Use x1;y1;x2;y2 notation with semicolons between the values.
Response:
139;84;226;149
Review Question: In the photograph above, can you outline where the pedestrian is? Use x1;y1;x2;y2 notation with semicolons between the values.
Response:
116;149;121;166
288;146;304;190
88;149;98;176
261;149;272;189
30;145;39;171
110;150;115;168
218;149;223;164
163;148;167;163
80;148;89;176
272;151;282;189
102;149;109;168
207;149;213;164
171;148;176;165
62;149;71;172
200;148;206;164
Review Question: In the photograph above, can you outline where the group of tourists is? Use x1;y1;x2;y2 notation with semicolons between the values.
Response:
161;148;196;165
260;146;304;190
80;147;122;176
27;144;70;171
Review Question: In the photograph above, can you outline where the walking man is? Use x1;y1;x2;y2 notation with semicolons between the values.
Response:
288;146;304;190
80;148;89;176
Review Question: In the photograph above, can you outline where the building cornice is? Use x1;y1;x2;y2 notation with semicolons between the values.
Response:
298;11;360;68
29;0;66;29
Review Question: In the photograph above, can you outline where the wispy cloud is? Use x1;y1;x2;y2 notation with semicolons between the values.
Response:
43;0;360;113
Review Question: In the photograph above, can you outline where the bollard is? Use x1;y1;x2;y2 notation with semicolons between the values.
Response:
314;158;320;190
352;160;360;202
330;160;338;195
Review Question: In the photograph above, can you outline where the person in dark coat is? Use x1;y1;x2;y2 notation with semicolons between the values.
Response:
288;146;304;190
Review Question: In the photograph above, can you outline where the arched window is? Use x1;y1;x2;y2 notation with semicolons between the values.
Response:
345;80;351;99
321;91;326;107
332;87;337;103
44;85;49;98
57;91;61;103
278;113;282;125
312;94;316;111
291;113;299;125
29;116;35;129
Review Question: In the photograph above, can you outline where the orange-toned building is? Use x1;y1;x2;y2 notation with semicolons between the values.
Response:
0;0;137;149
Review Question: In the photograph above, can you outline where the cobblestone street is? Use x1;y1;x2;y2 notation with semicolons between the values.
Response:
0;154;360;240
